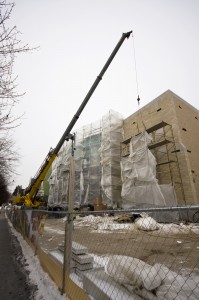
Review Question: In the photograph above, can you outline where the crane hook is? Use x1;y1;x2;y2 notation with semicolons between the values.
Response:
137;95;140;105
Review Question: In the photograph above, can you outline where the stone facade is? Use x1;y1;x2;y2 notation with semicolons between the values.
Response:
122;90;199;205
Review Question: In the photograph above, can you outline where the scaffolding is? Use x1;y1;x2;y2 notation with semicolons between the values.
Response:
147;121;186;205
121;121;185;207
48;110;123;209
100;110;123;208
120;121;187;221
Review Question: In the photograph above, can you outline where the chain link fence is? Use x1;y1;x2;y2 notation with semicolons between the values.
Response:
6;206;199;299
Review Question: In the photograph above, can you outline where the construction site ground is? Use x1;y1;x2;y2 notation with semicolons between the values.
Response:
39;214;199;277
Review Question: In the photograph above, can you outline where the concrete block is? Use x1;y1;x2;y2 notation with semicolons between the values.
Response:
58;245;64;252
72;241;88;255
75;261;93;271
72;253;94;264
58;241;88;255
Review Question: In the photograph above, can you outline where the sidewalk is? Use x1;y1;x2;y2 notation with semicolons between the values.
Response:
0;213;37;299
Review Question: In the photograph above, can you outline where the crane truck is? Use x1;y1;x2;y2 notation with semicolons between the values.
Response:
13;31;132;208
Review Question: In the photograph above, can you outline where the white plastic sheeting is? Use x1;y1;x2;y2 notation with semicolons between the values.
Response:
48;120;101;207
100;110;123;208
48;142;71;206
121;132;177;221
48;115;177;214
48;110;123;208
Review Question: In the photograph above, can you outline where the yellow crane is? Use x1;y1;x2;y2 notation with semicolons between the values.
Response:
13;31;132;208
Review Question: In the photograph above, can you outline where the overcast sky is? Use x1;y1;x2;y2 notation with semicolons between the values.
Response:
9;0;199;189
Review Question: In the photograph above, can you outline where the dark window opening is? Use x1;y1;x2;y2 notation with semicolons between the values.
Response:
179;105;182;109
195;116;198;120
191;170;195;173
171;149;180;153
187;149;191;153
157;108;162;112
133;122;136;124
182;128;187;131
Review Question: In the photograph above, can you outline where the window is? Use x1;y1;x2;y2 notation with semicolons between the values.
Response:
171;149;180;153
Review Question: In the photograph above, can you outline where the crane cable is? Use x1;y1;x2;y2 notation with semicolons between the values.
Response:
131;34;157;204
132;32;140;106
131;33;146;131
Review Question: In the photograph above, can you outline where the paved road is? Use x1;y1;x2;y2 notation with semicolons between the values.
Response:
0;212;37;299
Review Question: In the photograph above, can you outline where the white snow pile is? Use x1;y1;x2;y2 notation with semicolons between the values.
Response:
91;253;110;269
75;214;134;232
44;226;64;235
158;222;199;235
190;225;199;234
8;220;68;300
135;214;159;231
74;213;199;235
133;213;199;234
97;222;131;231
75;215;113;229
107;255;199;300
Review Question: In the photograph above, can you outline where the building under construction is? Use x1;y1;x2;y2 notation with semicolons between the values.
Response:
47;90;199;210
122;90;199;206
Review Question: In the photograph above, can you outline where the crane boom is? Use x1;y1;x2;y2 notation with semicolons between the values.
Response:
54;30;132;154
18;30;132;207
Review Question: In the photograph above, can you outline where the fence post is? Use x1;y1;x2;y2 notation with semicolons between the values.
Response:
61;141;75;295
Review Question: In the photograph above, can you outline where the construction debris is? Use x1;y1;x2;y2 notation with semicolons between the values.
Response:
113;213;141;223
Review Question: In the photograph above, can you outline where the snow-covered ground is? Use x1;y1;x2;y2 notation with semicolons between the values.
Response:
73;214;199;235
7;219;68;300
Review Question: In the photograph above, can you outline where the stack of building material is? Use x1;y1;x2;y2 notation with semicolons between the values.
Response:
57;241;104;278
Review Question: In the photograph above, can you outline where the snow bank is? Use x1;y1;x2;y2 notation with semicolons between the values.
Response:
106;255;199;300
155;263;199;299
135;215;159;231
107;255;162;296
7;220;68;300
74;213;199;235
75;215;106;227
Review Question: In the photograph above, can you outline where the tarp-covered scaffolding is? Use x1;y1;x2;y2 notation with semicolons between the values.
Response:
48;110;123;208
100;110;123;208
48;111;178;220
121;131;178;221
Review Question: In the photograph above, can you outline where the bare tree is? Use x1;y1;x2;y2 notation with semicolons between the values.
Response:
0;173;10;204
0;1;32;190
